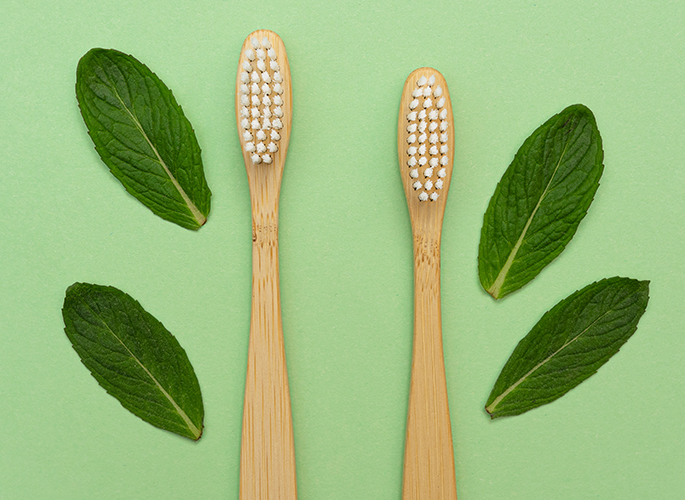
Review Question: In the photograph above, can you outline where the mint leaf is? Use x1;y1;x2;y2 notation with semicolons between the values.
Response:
76;48;211;230
478;104;604;298
62;283;204;440
485;277;649;419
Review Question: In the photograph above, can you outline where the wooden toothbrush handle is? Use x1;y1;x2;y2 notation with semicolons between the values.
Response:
403;237;457;500
240;214;297;500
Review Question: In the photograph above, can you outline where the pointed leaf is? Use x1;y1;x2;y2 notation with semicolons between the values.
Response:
485;277;649;419
62;283;204;440
478;104;604;298
76;48;211;230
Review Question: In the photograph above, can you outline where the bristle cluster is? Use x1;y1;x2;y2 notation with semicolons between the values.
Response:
239;36;284;164
405;74;449;201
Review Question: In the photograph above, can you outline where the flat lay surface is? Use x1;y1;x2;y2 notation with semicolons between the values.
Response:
1;1;683;498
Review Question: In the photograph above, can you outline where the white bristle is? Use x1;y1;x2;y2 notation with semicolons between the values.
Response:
240;84;249;94
268;142;278;153
440;133;448;143
423;98;433;108
273;83;283;94
273;106;283;117
263;107;272;118
245;49;255;61
407;123;417;133
417;76;427;86
435;179;443;189
273;72;283;83
407;146;417;155
407;111;417;121
425;180;433;190
262;154;272;164
251;119;260;130
241;107;250;118
268;48;277;60
256;142;266;153
262;118;271;129
418;192;429;201
423;86;432;97
418;110;427;120
407;134;416;144
438;168;447;178
429;157;439;168
413;181;422;190
439;108;447;120
261;37;271;49
429;122;438;132
241;118;249;129
440;121;449;131
412;88;423;98
429;145;438;155
272;118;283;129
440;155;449;166
418;156;427;166
256;49;266;60
257;59;266;72
440;145;448;154
430;192;439;201
273;95;283;106
240;72;249;83
270;60;279;71
429;110;439;121
251;153;261;163
429;133;438;144
251;83;260;94
261;83;271;95
429;75;436;85
251;95;260;106
410;169;419;178
245;142;255;152
250;38;259;49
437;97;445;108
251;71;260;83
418;133;427;143
424;167;433;178
418;144;427;155
408;157;417;167
434;86;443;97
410;99;419;110
262;96;272;106
243;131;253;142
256;130;267;141
242;61;252;72
270;130;280;141
418;121;427;133
251;107;260;118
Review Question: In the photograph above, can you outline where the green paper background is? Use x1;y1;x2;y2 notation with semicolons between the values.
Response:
1;1;683;498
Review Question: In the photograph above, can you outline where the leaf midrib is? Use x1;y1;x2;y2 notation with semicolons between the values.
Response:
83;301;201;439
486;308;611;415
487;136;571;298
110;85;206;227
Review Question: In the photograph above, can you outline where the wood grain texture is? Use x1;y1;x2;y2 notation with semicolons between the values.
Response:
398;68;457;500
236;29;297;500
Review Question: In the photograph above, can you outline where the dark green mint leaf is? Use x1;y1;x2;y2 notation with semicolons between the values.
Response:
478;104;604;299
76;48;211;230
62;283;204;440
485;277;649;419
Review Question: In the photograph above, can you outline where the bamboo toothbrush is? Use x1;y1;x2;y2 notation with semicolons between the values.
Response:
398;68;457;500
235;30;297;500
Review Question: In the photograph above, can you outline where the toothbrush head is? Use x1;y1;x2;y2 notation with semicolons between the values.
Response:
398;68;454;209
236;30;292;170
